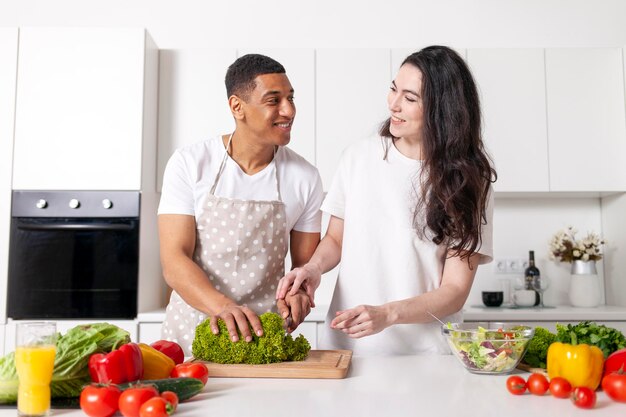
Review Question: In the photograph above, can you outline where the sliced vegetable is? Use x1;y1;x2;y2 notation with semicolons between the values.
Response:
118;377;204;402
150;341;184;365
79;383;121;417
547;342;604;390
137;344;175;380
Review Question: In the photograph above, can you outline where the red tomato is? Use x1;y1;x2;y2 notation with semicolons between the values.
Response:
602;372;626;403
571;387;597;409
80;384;121;417
506;376;527;395
160;391;179;411
527;373;550;396
150;340;184;365
549;377;572;399
118;385;159;417
139;397;173;417
603;348;626;378
170;363;209;385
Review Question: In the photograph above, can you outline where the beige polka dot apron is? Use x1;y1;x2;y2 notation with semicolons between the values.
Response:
162;134;288;355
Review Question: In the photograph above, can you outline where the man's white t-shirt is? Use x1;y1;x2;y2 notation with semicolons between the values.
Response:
319;137;494;355
158;136;324;235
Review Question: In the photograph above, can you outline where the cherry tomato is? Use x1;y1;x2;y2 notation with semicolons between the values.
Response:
549;377;572;399
571;386;596;409
506;376;527;395
150;340;184;365
527;373;550;396
170;363;209;385
602;372;626;403
80;384;121;417
160;391;179;411
139;397;174;417
118;385;159;417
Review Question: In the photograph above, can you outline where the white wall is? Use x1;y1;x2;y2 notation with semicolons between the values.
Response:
1;0;626;48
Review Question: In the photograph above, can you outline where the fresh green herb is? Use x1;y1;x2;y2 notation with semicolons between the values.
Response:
555;321;626;358
192;312;311;364
0;323;130;404
522;326;557;368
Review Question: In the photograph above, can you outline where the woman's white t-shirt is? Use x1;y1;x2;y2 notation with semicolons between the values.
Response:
158;136;324;235
319;137;494;355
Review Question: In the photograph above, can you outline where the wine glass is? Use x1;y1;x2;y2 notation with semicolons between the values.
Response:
531;275;550;308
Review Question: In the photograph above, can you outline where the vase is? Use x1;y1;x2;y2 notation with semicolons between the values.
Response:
568;260;601;308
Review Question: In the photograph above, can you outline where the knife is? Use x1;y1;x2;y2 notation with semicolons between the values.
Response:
283;314;293;334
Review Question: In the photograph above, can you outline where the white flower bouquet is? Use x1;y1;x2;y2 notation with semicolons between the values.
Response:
549;226;605;263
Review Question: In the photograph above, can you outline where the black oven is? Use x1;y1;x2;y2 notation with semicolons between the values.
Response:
7;190;140;319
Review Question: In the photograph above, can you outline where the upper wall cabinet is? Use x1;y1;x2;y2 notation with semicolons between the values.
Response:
12;28;158;191
468;49;550;192
316;49;391;188
545;48;626;192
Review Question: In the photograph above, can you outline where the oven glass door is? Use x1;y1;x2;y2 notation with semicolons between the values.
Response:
8;217;139;319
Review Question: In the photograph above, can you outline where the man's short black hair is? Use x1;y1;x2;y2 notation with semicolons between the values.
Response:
225;54;286;101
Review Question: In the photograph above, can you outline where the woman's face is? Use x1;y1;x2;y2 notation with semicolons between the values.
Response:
387;63;424;142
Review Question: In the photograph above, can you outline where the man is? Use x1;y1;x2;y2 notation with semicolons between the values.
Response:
158;54;323;355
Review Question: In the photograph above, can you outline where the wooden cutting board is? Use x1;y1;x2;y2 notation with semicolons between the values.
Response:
194;349;352;379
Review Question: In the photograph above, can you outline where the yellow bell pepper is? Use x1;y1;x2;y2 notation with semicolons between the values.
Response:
547;342;604;390
137;343;176;380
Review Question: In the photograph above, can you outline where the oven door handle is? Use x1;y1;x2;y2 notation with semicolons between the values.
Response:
17;223;135;231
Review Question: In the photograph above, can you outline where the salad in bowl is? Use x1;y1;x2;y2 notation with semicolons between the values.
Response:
442;322;534;374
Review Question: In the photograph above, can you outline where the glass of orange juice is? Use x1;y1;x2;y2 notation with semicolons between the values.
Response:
15;322;57;417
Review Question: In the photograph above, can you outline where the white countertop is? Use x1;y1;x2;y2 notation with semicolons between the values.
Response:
463;304;626;322
0;355;620;417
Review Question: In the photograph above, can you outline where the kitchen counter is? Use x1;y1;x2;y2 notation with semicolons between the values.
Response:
0;355;620;417
463;304;626;322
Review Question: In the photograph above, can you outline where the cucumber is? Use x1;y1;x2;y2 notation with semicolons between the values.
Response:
118;377;205;401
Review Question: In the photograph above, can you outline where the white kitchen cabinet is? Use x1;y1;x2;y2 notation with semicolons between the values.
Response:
157;48;236;191
0;324;4;356
545;48;626;192
468;49;550;192
12;28;158;191
238;48;316;166
0;28;18;326
3;320;138;354
316;49;391;188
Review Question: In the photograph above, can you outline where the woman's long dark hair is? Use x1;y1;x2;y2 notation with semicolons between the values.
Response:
380;46;496;260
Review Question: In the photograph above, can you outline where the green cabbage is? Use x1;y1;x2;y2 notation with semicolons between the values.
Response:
192;312;311;364
0;322;130;404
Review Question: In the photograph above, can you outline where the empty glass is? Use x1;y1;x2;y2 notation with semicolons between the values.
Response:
530;275;550;308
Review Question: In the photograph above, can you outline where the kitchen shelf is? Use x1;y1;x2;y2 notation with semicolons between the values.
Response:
463;304;626;322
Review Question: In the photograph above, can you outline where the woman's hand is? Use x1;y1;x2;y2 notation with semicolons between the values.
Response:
331;304;392;338
210;304;263;343
275;263;322;307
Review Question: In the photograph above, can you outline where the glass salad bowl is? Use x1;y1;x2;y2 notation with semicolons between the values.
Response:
442;322;535;375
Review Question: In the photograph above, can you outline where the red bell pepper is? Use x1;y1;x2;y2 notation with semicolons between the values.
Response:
150;340;184;365
89;342;144;384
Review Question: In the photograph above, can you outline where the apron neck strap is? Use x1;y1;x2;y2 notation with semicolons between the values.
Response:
210;134;283;201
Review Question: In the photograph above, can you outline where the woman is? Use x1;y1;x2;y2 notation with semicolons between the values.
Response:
276;46;496;355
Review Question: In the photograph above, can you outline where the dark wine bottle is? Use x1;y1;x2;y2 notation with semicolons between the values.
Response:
524;250;541;306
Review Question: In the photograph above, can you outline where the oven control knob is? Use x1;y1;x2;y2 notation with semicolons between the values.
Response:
36;199;48;209
102;199;113;209
69;199;80;209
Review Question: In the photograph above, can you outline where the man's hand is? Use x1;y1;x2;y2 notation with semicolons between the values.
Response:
276;289;312;333
275;263;322;307
210;304;263;342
